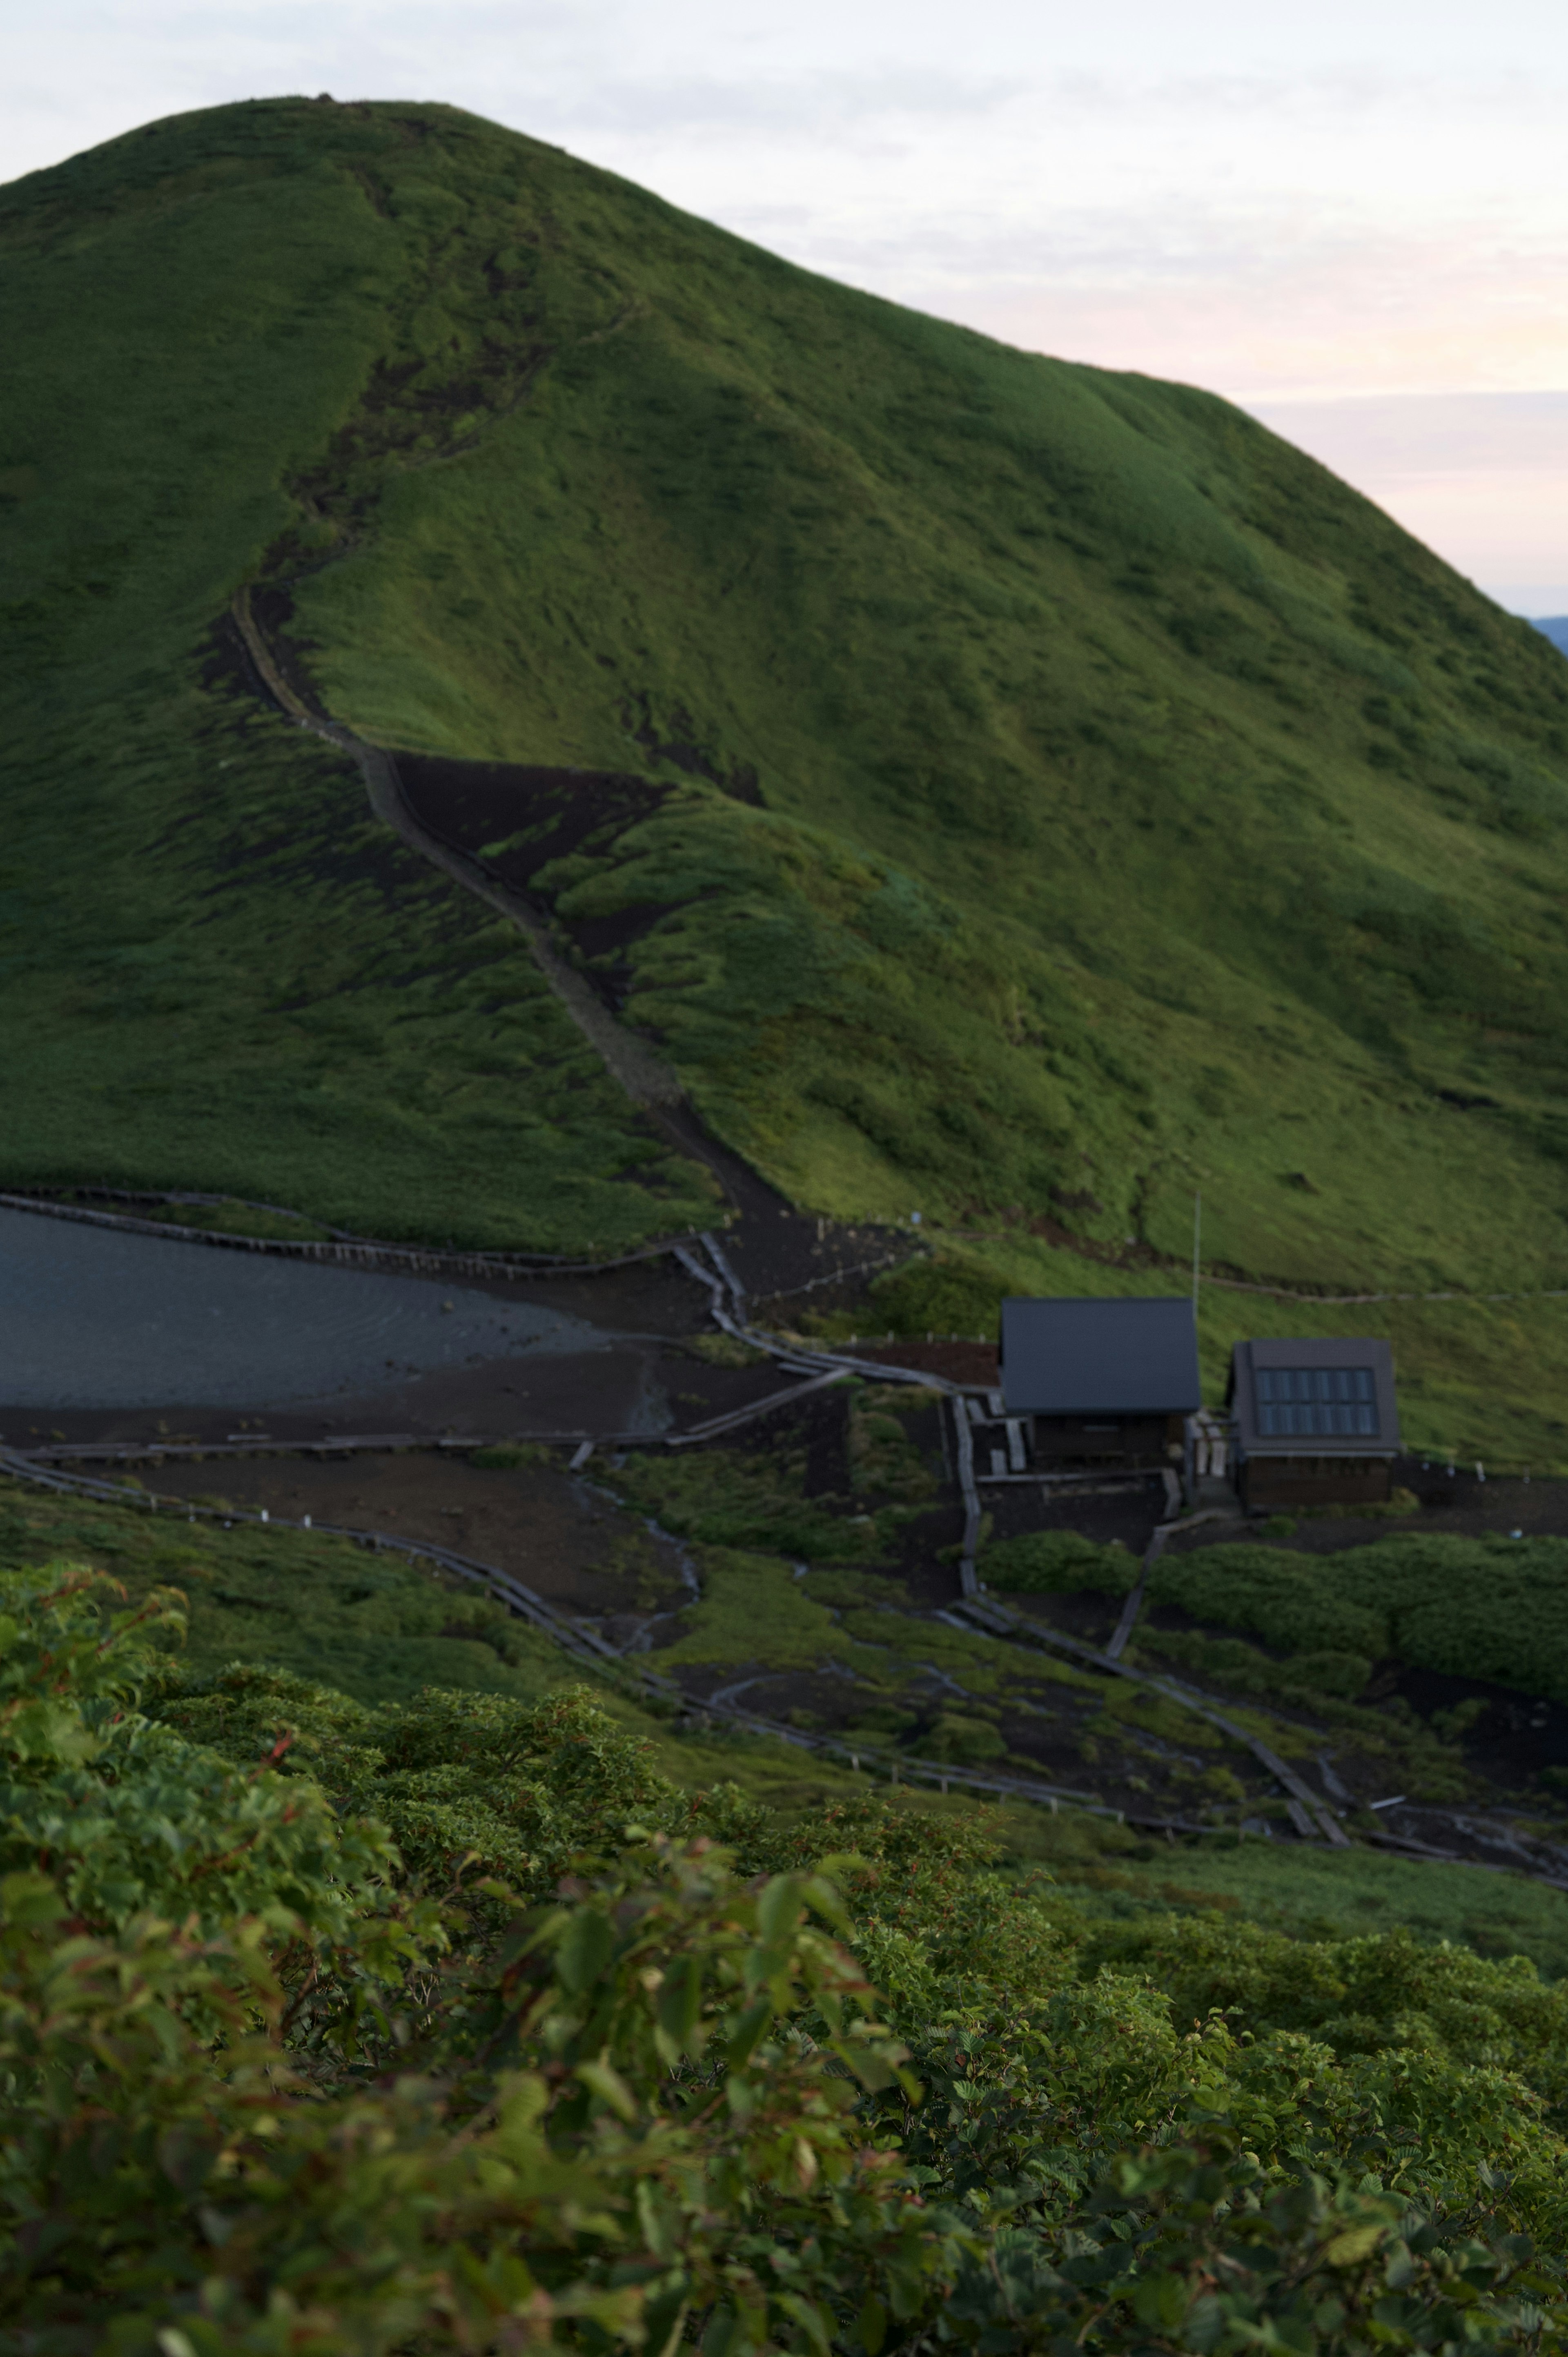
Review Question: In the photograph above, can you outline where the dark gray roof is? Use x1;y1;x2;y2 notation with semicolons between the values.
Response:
999;1296;1200;1416
1228;1337;1400;1458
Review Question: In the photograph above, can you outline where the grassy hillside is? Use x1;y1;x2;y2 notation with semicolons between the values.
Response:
7;96;1568;1288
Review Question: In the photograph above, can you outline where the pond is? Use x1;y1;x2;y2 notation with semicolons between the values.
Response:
0;1207;615;1409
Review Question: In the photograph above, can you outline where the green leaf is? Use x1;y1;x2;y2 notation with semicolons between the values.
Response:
1325;2223;1386;2268
1131;2270;1189;2331
774;2292;831;2353
726;1996;773;2072
0;1869;64;1928
577;2057;638;2122
755;1873;804;1946
657;1953;706;2055
557;1906;615;1994
701;2306;739;2357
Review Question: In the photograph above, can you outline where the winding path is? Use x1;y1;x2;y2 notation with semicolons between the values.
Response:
231;589;686;1116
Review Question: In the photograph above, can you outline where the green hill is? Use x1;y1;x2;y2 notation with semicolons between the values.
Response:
7;95;1568;1289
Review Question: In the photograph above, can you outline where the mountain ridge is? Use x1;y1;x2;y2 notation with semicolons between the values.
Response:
6;96;1568;1323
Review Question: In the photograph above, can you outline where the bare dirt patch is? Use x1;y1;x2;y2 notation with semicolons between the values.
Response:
142;1448;693;1627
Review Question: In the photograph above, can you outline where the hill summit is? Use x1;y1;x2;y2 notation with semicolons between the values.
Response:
5;96;1568;1291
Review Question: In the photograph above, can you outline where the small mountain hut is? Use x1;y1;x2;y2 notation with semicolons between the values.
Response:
998;1296;1201;1471
1227;1337;1400;1509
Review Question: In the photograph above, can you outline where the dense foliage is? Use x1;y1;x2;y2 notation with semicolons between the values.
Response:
7;1557;1568;2353
1150;1533;1568;1704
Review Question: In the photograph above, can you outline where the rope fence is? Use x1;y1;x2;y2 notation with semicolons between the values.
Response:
0;1188;704;1282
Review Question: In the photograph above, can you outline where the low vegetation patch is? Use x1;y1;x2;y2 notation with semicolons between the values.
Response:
682;1332;771;1368
1153;1532;1568;1704
845;1384;944;1504
610;1443;893;1561
0;1473;571;1705
980;1527;1138;1597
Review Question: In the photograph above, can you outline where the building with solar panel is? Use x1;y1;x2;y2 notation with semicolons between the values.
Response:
1227;1337;1400;1510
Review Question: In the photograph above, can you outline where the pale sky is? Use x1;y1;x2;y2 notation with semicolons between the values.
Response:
4;0;1566;613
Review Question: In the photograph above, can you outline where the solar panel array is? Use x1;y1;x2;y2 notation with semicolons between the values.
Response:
1254;1365;1379;1438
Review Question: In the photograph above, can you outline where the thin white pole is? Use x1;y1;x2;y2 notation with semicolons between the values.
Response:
1192;1191;1202;1314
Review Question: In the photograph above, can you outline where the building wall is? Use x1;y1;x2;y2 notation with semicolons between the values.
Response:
1241;1455;1394;1509
1032;1412;1185;1467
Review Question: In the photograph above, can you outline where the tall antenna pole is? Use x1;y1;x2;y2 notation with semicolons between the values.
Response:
1192;1191;1202;1314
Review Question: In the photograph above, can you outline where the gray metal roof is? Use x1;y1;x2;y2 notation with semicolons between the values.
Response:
1228;1337;1400;1458
999;1296;1201;1416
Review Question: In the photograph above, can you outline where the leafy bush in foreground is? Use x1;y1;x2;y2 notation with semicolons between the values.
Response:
6;1560;1568;2353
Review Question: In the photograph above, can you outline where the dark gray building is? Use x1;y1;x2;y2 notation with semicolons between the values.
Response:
999;1296;1201;1470
1228;1337;1400;1509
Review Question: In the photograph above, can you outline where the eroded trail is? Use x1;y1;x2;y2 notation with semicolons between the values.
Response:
231;589;687;1116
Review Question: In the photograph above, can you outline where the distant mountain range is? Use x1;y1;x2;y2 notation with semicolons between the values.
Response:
1532;617;1568;656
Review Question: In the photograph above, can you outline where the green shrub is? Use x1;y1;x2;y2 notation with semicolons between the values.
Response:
155;1661;695;1906
9;1555;1568;2353
1150;1543;1386;1655
862;1252;1005;1340
980;1527;1138;1597
923;1710;1009;1765
0;1566;396;1947
1285;1648;1374;1700
1077;1910;1568;2114
1152;1532;1568;1704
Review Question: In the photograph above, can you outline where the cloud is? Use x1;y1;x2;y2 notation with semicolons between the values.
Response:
520;67;1020;138
1242;393;1568;601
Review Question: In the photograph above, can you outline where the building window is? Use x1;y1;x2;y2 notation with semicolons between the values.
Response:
1255;1366;1379;1438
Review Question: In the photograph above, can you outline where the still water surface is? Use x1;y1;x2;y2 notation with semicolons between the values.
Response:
0;1208;611;1408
